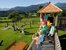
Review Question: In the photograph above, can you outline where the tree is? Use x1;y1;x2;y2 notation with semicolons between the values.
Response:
62;9;66;16
8;11;22;22
8;11;22;31
37;6;43;11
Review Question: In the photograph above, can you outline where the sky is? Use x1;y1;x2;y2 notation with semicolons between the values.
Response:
0;0;66;8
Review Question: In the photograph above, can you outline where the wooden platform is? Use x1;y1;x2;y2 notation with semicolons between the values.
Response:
42;40;54;50
27;33;61;50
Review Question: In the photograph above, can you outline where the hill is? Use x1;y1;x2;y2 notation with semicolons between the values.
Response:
0;3;66;17
56;3;66;9
7;3;66;12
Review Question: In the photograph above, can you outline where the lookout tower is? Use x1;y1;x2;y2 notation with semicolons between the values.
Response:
38;2;63;26
27;2;63;50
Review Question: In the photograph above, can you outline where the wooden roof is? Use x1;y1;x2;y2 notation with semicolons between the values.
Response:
38;2;63;13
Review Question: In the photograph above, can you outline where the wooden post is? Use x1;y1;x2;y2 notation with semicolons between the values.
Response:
40;13;42;26
30;21;31;28
55;16;58;26
40;13;42;20
40;13;42;18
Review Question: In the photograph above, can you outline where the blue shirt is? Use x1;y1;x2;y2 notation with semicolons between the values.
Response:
44;15;48;20
39;34;44;42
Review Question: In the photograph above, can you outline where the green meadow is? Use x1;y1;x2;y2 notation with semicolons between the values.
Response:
0;17;39;50
0;17;66;50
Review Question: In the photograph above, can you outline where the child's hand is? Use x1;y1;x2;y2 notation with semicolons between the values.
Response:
32;34;34;37
32;34;35;38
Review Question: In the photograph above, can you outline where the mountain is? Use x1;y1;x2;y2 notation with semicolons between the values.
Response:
9;3;66;12
56;3;66;9
0;8;9;11
9;3;47;12
0;2;66;17
0;3;66;12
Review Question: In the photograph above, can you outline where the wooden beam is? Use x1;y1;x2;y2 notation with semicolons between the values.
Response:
55;16;58;26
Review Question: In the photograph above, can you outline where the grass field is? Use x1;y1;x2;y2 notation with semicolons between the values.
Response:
58;30;66;36
0;17;66;50
0;17;40;50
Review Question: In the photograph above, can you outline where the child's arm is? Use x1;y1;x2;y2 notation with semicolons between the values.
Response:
32;34;35;39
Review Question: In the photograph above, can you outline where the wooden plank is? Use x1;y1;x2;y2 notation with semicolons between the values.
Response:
42;40;54;50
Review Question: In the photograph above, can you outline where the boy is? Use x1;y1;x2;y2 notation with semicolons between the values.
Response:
32;33;42;50
48;23;56;43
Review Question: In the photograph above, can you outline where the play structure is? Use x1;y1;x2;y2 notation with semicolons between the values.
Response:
27;2;63;50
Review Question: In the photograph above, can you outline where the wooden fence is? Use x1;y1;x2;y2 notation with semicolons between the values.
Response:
27;33;62;50
57;17;66;30
55;33;62;50
27;40;37;50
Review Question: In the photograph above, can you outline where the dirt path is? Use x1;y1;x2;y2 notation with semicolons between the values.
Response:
11;41;26;50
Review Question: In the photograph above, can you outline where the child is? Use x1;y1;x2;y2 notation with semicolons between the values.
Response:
48;23;56;43
38;31;44;46
39;21;47;41
48;23;56;36
32;33;42;50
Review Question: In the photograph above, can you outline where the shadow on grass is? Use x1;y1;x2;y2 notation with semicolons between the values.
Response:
0;44;3;46
24;31;34;35
59;34;66;50
24;27;39;30
0;40;3;46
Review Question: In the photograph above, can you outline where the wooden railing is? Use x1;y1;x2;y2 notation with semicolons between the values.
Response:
27;40;37;50
55;33;62;50
27;32;62;50
27;32;38;50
